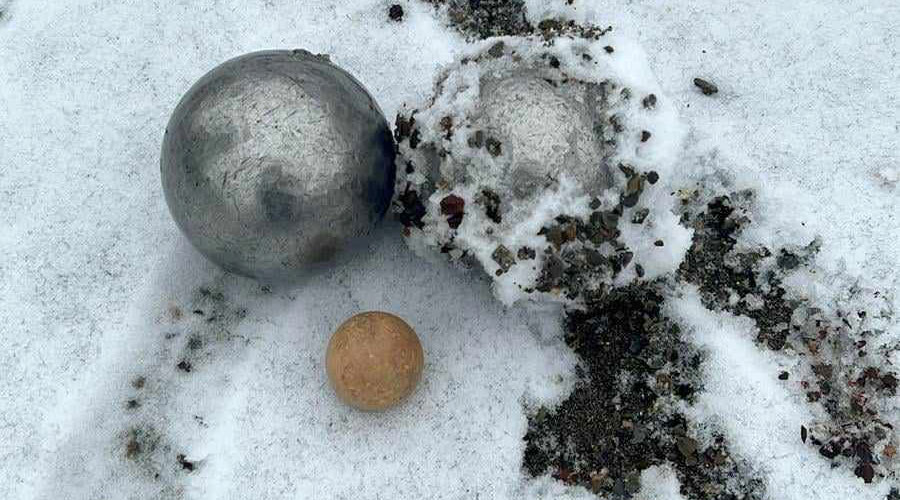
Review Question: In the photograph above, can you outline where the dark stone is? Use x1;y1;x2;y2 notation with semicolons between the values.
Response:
518;246;536;260
777;251;801;270
631;208;650;224
177;454;196;472
394;113;415;141
492;245;516;274
478;189;503;223
468;130;485;148
395;185;427;228
488;41;505;58
535;255;565;292
388;4;404;21
409;128;421;149
609;114;625;133
440;115;454;139
855;463;874;484
485;136;503;156
440;194;465;229
693;78;719;96
440;194;465;216
819;440;841;459
622;175;644;208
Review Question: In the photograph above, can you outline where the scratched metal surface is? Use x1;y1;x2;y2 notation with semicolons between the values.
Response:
161;50;396;282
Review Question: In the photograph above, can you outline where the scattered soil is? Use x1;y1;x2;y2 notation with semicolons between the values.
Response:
424;0;612;41
123;426;162;463
425;0;532;39
678;191;899;486
524;283;765;499
167;284;251;373
523;189;899;496
477;189;503;223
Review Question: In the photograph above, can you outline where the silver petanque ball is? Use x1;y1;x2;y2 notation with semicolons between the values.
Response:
161;50;396;282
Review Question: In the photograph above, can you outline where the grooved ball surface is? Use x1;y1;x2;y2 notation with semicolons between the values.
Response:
326;312;424;411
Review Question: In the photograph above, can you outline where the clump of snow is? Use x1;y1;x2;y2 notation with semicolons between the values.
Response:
395;34;690;305
634;466;687;500
518;474;596;499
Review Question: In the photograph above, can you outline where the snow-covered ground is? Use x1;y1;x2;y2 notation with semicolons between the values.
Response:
1;1;898;499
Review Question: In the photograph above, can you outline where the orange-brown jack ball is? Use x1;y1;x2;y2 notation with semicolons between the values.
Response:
326;311;424;411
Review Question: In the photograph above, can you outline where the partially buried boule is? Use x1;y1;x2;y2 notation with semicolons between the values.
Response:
161;50;396;282
326;312;424;411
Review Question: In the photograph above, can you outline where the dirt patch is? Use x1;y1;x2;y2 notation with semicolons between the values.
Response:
523;188;899;496
523;283;765;499
424;0;532;39
165;284;251;374
678;191;899;486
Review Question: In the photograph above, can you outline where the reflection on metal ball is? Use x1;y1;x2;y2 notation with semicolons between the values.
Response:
161;50;396;282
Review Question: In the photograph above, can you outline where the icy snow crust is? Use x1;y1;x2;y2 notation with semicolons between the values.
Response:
1;1;899;499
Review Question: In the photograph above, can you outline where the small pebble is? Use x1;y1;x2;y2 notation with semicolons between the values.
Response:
388;4;404;21
487;41;505;58
693;77;719;96
485;137;502;157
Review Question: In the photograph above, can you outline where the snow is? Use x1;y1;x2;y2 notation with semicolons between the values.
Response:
635;466;687;500
18;229;578;499
2;0;899;499
598;0;900;290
